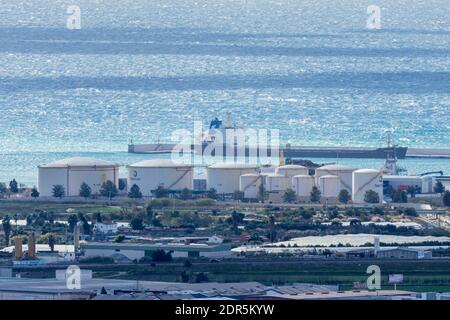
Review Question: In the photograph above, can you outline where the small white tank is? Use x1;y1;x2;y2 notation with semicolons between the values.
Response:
276;165;308;180
318;175;340;198
239;173;262;199
352;169;383;204
292;175;315;198
266;173;289;192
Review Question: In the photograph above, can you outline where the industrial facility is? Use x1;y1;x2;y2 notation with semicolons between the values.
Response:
35;156;447;204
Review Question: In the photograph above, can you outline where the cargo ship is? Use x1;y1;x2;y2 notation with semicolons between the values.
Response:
128;114;408;159
128;143;407;159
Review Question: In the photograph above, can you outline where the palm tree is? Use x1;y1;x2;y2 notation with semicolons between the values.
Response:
2;215;12;246
269;215;277;243
48;234;56;252
67;214;78;233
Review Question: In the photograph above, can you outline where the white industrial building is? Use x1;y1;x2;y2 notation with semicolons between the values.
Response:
239;173;262;199
93;222;119;234
383;175;423;193
207;163;259;194
422;175;450;193
292;175;315;201
315;164;356;193
38;157;119;197
353;169;383;204
318;175;340;202
127;159;193;195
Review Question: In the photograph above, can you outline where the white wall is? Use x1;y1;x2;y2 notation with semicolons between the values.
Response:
128;167;193;195
38;168;68;197
68;167;118;196
39;167;118;197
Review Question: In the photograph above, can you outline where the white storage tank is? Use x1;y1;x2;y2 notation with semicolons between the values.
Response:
38;157;119;197
315;164;356;193
266;173;289;202
266;173;289;192
127;159;194;195
276;164;309;181
352;169;383;204
292;175;315;199
239;173;262;199
207;163;259;194
318;175;340;199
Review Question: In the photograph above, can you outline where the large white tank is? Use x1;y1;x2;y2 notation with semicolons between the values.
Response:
292;175;315;198
276;165;308;180
207;163;259;194
315;164;357;193
352;169;383;204
38;157;119;197
239;174;262;199
265;173;289;192
318;175;340;198
128;159;193;195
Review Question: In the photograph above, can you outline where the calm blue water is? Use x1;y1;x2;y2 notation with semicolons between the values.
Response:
1;0;450;186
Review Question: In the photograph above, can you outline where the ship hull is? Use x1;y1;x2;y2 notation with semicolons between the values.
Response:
128;143;408;159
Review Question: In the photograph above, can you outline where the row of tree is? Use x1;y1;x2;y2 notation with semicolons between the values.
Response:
278;186;380;204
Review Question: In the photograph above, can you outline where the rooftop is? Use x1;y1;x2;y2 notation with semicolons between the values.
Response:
39;157;119;168
127;159;193;168
317;164;356;171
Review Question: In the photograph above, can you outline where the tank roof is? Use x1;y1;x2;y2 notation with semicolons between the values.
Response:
39;157;118;168
319;174;340;179
128;159;193;168
265;173;286;178
354;169;381;174
208;163;259;169
240;173;260;177
292;174;314;179
277;164;307;169
317;164;356;171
